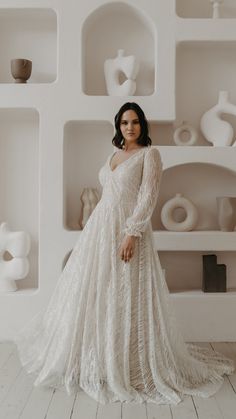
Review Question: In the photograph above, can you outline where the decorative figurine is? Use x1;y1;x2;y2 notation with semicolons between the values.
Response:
202;254;226;292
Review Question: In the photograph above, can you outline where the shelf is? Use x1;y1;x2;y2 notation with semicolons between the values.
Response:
0;288;38;296
176;20;236;42
64;229;236;251
170;288;236;296
0;8;57;83
81;2;155;96
159;146;236;172
153;231;236;251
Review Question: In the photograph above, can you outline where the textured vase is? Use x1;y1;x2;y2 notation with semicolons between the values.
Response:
78;188;100;229
104;49;139;96
0;222;31;293
216;197;236;231
200;91;236;146
11;58;32;83
161;193;199;232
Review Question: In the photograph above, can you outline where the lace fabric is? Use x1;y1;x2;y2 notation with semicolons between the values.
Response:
123;147;163;237
14;146;235;405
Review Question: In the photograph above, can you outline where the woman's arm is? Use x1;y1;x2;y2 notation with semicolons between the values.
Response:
122;147;163;238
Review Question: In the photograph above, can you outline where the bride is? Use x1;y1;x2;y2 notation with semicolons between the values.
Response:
14;102;234;405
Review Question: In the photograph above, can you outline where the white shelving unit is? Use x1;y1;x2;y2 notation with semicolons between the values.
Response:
0;0;236;341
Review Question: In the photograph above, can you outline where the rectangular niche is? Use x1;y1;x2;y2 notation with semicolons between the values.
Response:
0;108;39;291
0;8;57;83
159;251;236;293
152;162;236;231
63;121;114;230
176;41;236;146
176;0;236;18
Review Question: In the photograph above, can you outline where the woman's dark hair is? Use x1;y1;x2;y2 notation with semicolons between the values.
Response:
112;102;152;149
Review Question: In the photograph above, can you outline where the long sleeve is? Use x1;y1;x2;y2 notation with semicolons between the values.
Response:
123;147;163;238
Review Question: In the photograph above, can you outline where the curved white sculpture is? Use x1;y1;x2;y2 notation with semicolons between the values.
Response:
200;91;236;146
78;187;100;229
0;222;31;293
104;49;139;96
173;122;198;146
161;193;199;232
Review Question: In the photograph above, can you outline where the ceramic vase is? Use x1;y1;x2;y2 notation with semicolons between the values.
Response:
79;188;100;229
216;197;236;231
11;58;32;83
210;0;223;19
173;122;198;146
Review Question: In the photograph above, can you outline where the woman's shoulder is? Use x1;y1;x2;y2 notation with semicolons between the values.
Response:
144;145;161;159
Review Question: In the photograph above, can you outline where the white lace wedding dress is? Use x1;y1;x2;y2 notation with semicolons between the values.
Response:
14;146;234;405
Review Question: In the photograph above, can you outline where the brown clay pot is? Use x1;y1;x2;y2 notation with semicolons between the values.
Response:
11;58;32;83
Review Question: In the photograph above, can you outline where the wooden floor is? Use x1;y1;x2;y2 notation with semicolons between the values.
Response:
0;342;236;419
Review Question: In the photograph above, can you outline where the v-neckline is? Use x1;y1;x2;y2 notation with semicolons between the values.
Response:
109;147;146;173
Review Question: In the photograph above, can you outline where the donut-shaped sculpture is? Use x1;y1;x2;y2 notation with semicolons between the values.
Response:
161;193;199;231
173;123;198;146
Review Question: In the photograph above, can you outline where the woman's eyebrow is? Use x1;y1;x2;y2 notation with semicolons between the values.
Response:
121;118;139;122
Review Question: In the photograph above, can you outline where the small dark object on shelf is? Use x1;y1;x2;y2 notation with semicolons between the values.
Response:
202;254;226;292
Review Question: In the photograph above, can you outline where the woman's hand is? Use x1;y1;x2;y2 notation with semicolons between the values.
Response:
118;235;137;262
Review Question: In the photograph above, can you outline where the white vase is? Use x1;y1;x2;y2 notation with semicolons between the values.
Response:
200;91;236;146
173;122;198;146
210;0;223;19
0;222;31;293
104;49;139;96
161;193;199;232
216;197;236;231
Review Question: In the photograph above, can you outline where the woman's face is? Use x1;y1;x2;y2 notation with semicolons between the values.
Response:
120;109;141;146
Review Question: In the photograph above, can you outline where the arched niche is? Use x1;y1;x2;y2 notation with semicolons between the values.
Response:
81;2;156;96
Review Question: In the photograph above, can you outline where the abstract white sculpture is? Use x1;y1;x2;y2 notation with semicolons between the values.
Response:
173;122;198;146
161;193;199;232
200;91;236;146
210;0;223;19
104;49;139;96
0;222;31;292
78;187;100;229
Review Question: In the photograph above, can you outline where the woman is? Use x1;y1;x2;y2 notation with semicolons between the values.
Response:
14;102;234;405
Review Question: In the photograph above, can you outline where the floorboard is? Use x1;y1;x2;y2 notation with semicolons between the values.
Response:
0;342;235;419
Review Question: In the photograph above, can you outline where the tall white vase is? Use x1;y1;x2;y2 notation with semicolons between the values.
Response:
210;0;223;19
104;49;139;96
200;91;236;146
